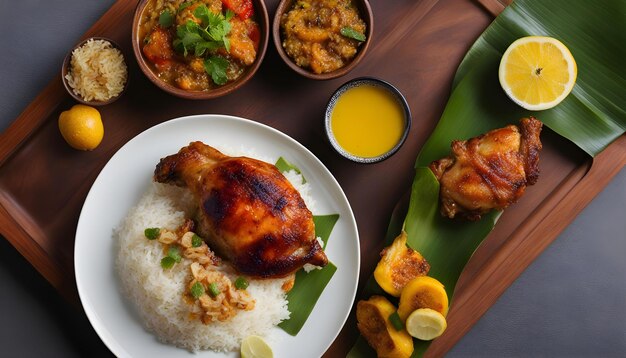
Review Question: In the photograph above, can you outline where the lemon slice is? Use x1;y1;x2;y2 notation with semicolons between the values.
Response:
499;36;577;110
405;308;447;341
241;335;273;358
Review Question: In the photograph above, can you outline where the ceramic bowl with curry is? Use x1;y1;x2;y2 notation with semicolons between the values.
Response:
273;0;373;80
132;0;269;99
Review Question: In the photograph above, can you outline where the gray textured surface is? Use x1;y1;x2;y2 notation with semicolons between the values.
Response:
0;1;624;357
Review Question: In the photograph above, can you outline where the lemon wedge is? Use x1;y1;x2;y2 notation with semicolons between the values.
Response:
241;335;273;358
405;308;447;341
499;36;577;110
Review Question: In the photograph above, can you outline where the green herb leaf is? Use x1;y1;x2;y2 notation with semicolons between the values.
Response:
159;10;174;28
168;246;182;263
182;30;203;49
194;5;231;44
161;256;176;269
193;4;212;27
190;281;204;299
203;56;229;85
222;36;230;53
194;40;221;57
388;312;404;331
224;9;235;21
340;27;366;42
191;234;203;247
173;7;232;61
172;38;184;54
208;282;221;297
177;20;193;38
144;228;160;240
234;276;249;290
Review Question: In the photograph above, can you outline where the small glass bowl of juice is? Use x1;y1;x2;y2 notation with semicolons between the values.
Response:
325;77;411;163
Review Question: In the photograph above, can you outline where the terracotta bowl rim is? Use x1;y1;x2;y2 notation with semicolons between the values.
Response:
61;36;129;106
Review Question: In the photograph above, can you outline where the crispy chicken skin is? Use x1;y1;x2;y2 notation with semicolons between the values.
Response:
154;141;328;278
429;117;543;220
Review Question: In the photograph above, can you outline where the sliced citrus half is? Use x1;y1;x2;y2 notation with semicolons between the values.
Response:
405;308;447;341
499;36;577;111
241;335;273;358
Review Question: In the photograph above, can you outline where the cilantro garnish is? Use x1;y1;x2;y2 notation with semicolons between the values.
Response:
173;5;232;57
340;27;366;42
159;10;174;28
203;56;229;85
171;4;233;85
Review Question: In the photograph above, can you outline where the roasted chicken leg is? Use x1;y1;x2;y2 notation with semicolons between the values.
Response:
429;117;543;220
154;142;328;278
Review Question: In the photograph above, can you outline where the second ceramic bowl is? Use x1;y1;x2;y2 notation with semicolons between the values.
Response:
273;0;374;80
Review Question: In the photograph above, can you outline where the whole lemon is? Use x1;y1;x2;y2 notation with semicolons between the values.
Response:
58;104;104;150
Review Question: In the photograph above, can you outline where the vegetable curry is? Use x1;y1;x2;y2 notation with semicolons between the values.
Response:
281;0;366;74
139;0;260;91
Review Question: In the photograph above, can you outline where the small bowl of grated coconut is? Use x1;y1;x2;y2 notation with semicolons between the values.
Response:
62;37;128;106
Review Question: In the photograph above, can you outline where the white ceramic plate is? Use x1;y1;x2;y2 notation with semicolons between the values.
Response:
75;115;360;358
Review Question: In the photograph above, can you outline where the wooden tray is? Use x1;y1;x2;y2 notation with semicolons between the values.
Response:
0;0;624;356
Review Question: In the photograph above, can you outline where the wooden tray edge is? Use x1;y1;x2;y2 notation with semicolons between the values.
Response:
0;0;622;355
0;0;137;303
0;201;79;303
0;0;136;166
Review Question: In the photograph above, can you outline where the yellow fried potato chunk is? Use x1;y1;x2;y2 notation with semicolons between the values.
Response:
356;296;414;358
398;276;449;321
374;231;430;297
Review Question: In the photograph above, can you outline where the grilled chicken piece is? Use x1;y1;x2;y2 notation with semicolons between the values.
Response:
154;142;327;278
429;117;543;220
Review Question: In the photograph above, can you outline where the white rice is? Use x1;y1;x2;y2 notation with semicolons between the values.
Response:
65;39;127;102
115;151;315;352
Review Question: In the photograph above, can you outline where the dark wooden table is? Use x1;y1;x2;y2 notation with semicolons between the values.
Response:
0;0;624;357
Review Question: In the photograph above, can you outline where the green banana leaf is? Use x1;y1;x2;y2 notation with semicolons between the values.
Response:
454;0;626;157
279;261;338;335
273;158;339;336
275;156;307;183
314;214;340;250
349;0;625;357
